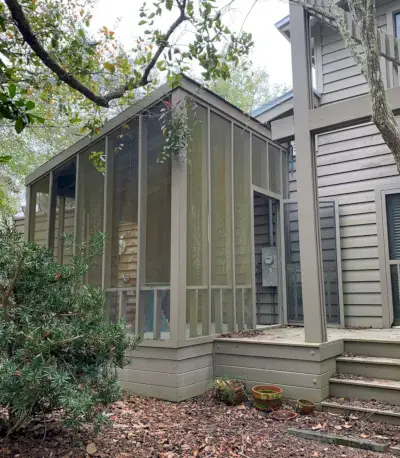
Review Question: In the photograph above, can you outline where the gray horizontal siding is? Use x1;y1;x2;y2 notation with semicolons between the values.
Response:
289;121;400;327
319;26;368;105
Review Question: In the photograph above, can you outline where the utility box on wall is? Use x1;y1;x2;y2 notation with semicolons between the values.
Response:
262;246;278;287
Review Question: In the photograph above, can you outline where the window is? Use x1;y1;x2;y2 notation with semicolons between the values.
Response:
394;12;400;38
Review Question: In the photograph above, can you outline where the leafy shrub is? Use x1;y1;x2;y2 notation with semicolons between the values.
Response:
0;225;139;434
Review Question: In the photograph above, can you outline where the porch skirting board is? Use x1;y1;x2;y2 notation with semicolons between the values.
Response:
119;338;344;404
119;342;214;402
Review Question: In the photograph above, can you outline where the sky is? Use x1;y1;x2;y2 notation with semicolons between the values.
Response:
90;0;292;89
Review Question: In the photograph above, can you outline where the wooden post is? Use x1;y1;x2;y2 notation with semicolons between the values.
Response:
290;4;327;343
24;185;35;242
47;171;57;255
169;89;188;343
135;115;147;335
57;196;65;264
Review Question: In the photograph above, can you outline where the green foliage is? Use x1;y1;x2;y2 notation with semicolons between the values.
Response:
0;226;140;434
158;98;193;163
0;0;253;133
209;376;247;405
207;58;290;114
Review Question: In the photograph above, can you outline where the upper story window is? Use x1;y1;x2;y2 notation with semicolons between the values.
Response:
394;12;400;38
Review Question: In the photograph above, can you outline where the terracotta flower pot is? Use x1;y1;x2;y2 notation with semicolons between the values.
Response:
297;399;315;415
252;384;282;411
216;381;246;405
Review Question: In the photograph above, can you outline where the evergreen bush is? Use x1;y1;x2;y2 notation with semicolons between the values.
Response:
0;224;139;434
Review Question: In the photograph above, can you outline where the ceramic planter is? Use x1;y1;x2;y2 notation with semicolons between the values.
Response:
297;399;315;414
252;384;282;411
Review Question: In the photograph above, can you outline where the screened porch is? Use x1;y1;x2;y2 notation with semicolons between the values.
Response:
23;78;292;345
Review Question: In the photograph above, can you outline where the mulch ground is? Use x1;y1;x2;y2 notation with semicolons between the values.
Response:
1;393;398;458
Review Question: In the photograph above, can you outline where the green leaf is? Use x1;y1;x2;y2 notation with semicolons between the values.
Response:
78;29;85;39
8;84;16;99
166;0;173;10
25;100;35;110
103;62;115;73
15;117;25;134
0;155;12;164
138;20;146;25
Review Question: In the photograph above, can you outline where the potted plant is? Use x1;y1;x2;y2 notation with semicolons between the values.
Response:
297;399;315;415
252;384;282;411
210;377;246;405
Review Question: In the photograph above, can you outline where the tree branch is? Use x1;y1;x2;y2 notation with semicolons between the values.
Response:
5;0;189;107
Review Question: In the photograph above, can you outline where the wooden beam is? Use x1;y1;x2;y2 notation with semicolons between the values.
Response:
47;170;57;254
271;85;400;142
290;4;327;343
56;196;65;264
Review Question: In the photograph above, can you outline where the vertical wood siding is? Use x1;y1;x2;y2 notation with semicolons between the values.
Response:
289;122;399;327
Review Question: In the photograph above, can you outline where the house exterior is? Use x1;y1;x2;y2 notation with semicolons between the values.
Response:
17;2;400;409
252;2;400;335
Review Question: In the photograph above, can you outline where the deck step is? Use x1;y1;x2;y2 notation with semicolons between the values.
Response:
321;400;400;425
344;340;400;359
330;377;400;405
336;356;400;381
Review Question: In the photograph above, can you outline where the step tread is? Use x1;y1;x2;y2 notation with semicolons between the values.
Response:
337;356;400;366
330;376;400;390
321;401;400;418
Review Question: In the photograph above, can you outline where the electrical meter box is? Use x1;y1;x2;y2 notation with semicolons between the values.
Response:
262;246;278;287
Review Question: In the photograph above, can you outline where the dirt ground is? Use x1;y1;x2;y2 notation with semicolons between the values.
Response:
2;393;399;458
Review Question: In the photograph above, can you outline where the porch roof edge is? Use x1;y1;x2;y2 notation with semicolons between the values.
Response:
25;75;276;186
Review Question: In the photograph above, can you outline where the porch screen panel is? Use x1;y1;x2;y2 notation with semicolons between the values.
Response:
268;143;281;195
210;112;233;332
53;159;76;266
233;126;252;330
32;174;50;245
186;104;209;337
77;141;105;287
252;135;267;189
144;107;171;286
109;119;139;329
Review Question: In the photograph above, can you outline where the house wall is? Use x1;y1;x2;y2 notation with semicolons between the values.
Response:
289;121;399;327
254;194;279;325
315;0;400;105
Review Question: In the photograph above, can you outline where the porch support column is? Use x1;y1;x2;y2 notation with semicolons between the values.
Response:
169;89;187;343
290;4;327;343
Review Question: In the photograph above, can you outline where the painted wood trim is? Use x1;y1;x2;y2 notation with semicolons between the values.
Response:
170;89;188;343
376;188;395;327
47;170;57;254
136;115;147;335
334;199;345;328
206;107;212;336
24;185;35;242
73;153;81;256
230;121;237;332
315;25;324;94
290;4;327;343
56;196;65;264
278;201;288;325
249;134;257;329
102;135;113;290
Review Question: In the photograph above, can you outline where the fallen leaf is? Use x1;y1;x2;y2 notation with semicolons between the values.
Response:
86;443;97;455
360;433;369;439
343;423;352;429
312;423;322;430
237;404;246;410
334;425;342;430
313;452;319;457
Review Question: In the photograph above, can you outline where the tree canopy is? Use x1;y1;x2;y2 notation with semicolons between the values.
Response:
0;0;254;135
